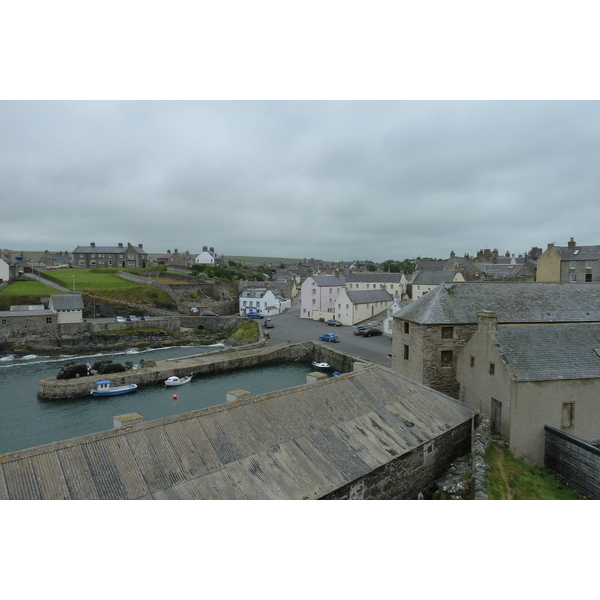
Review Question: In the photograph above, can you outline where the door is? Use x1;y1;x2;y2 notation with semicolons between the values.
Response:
491;398;502;435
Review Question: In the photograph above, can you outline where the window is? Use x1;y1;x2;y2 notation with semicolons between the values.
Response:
441;350;453;367
586;261;592;269
404;321;410;334
470;356;475;367
312;288;316;295
586;273;592;282
489;362;495;375
561;402;575;429
570;273;577;282
441;326;453;339
570;261;576;269
1;319;6;325
46;317;53;323
404;344;409;360
312;299;316;306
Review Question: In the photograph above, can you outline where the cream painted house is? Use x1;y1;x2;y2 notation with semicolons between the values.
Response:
344;272;407;299
457;311;600;465
536;238;600;283
410;271;464;300
335;289;394;326
48;294;84;324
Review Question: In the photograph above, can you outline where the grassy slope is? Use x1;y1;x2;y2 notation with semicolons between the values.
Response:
486;443;583;500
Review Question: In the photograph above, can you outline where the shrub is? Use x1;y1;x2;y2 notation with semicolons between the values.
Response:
57;362;90;379
92;359;127;374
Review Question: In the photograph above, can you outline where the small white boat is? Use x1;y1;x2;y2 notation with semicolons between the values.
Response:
311;361;330;370
91;380;138;396
165;374;193;387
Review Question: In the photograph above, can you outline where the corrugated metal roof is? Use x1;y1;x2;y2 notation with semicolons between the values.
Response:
0;366;474;500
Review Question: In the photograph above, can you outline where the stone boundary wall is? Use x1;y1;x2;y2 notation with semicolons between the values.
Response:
471;414;490;499
545;426;600;499
118;271;179;302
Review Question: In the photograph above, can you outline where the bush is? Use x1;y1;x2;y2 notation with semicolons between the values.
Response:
57;362;90;379
92;359;127;375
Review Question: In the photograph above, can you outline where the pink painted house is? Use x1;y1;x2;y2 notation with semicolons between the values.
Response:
300;275;345;320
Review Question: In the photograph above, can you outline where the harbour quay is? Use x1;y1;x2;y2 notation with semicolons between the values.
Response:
37;341;362;400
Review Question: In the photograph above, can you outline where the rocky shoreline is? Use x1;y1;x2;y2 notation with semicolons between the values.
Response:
1;329;231;358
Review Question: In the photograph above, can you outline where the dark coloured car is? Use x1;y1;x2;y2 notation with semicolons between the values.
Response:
360;327;383;337
319;333;340;343
247;312;264;319
325;319;342;327
353;325;369;335
203;311;218;316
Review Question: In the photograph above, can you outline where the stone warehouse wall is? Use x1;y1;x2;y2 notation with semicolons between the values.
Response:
545;426;600;499
321;419;474;500
0;313;57;340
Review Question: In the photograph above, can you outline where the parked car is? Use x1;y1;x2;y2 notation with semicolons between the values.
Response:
325;319;342;327
247;312;264;319
127;315;138;321
319;333;340;343
203;311;218;316
353;325;369;335
264;318;274;328
115;316;126;322
360;327;383;337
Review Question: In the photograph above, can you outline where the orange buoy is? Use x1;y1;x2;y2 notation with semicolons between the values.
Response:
173;394;178;399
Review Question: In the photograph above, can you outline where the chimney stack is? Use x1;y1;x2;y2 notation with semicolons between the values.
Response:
478;311;498;333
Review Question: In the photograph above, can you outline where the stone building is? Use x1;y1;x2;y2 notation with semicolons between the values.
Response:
458;312;600;464
392;282;600;399
72;242;148;269
156;249;195;268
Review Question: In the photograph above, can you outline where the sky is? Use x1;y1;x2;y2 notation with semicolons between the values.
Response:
2;4;600;268
3;100;600;263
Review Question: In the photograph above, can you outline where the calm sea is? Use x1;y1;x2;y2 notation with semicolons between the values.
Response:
0;344;315;456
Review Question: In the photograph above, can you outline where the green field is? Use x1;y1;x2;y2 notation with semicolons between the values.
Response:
0;280;59;296
48;269;139;291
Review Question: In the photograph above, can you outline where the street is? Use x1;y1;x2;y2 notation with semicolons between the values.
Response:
260;297;393;367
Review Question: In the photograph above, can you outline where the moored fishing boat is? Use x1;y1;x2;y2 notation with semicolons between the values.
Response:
91;380;138;396
311;361;330;370
165;374;193;387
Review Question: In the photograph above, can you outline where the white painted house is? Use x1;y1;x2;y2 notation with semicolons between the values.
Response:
195;246;221;266
239;288;289;316
0;258;9;282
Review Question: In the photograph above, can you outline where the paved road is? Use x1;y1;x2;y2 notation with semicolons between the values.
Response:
259;297;393;367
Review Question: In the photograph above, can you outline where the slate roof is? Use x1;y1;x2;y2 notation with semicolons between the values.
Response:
311;275;345;287
49;294;84;311
73;244;146;255
495;324;600;382
0;366;475;500
346;290;394;304
396;282;600;325
478;264;523;278
554;245;600;261
345;273;404;284
412;271;460;286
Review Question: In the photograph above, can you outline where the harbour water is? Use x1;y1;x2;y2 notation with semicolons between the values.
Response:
0;344;315;456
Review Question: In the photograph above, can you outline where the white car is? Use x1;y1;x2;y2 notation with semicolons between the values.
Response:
115;316;126;322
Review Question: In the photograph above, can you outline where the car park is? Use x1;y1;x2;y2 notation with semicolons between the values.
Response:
325;319;342;327
319;333;340;343
360;327;383;337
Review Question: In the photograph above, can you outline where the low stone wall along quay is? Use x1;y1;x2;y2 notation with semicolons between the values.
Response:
37;342;360;400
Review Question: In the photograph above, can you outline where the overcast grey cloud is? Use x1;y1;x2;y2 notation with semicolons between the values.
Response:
2;100;600;262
